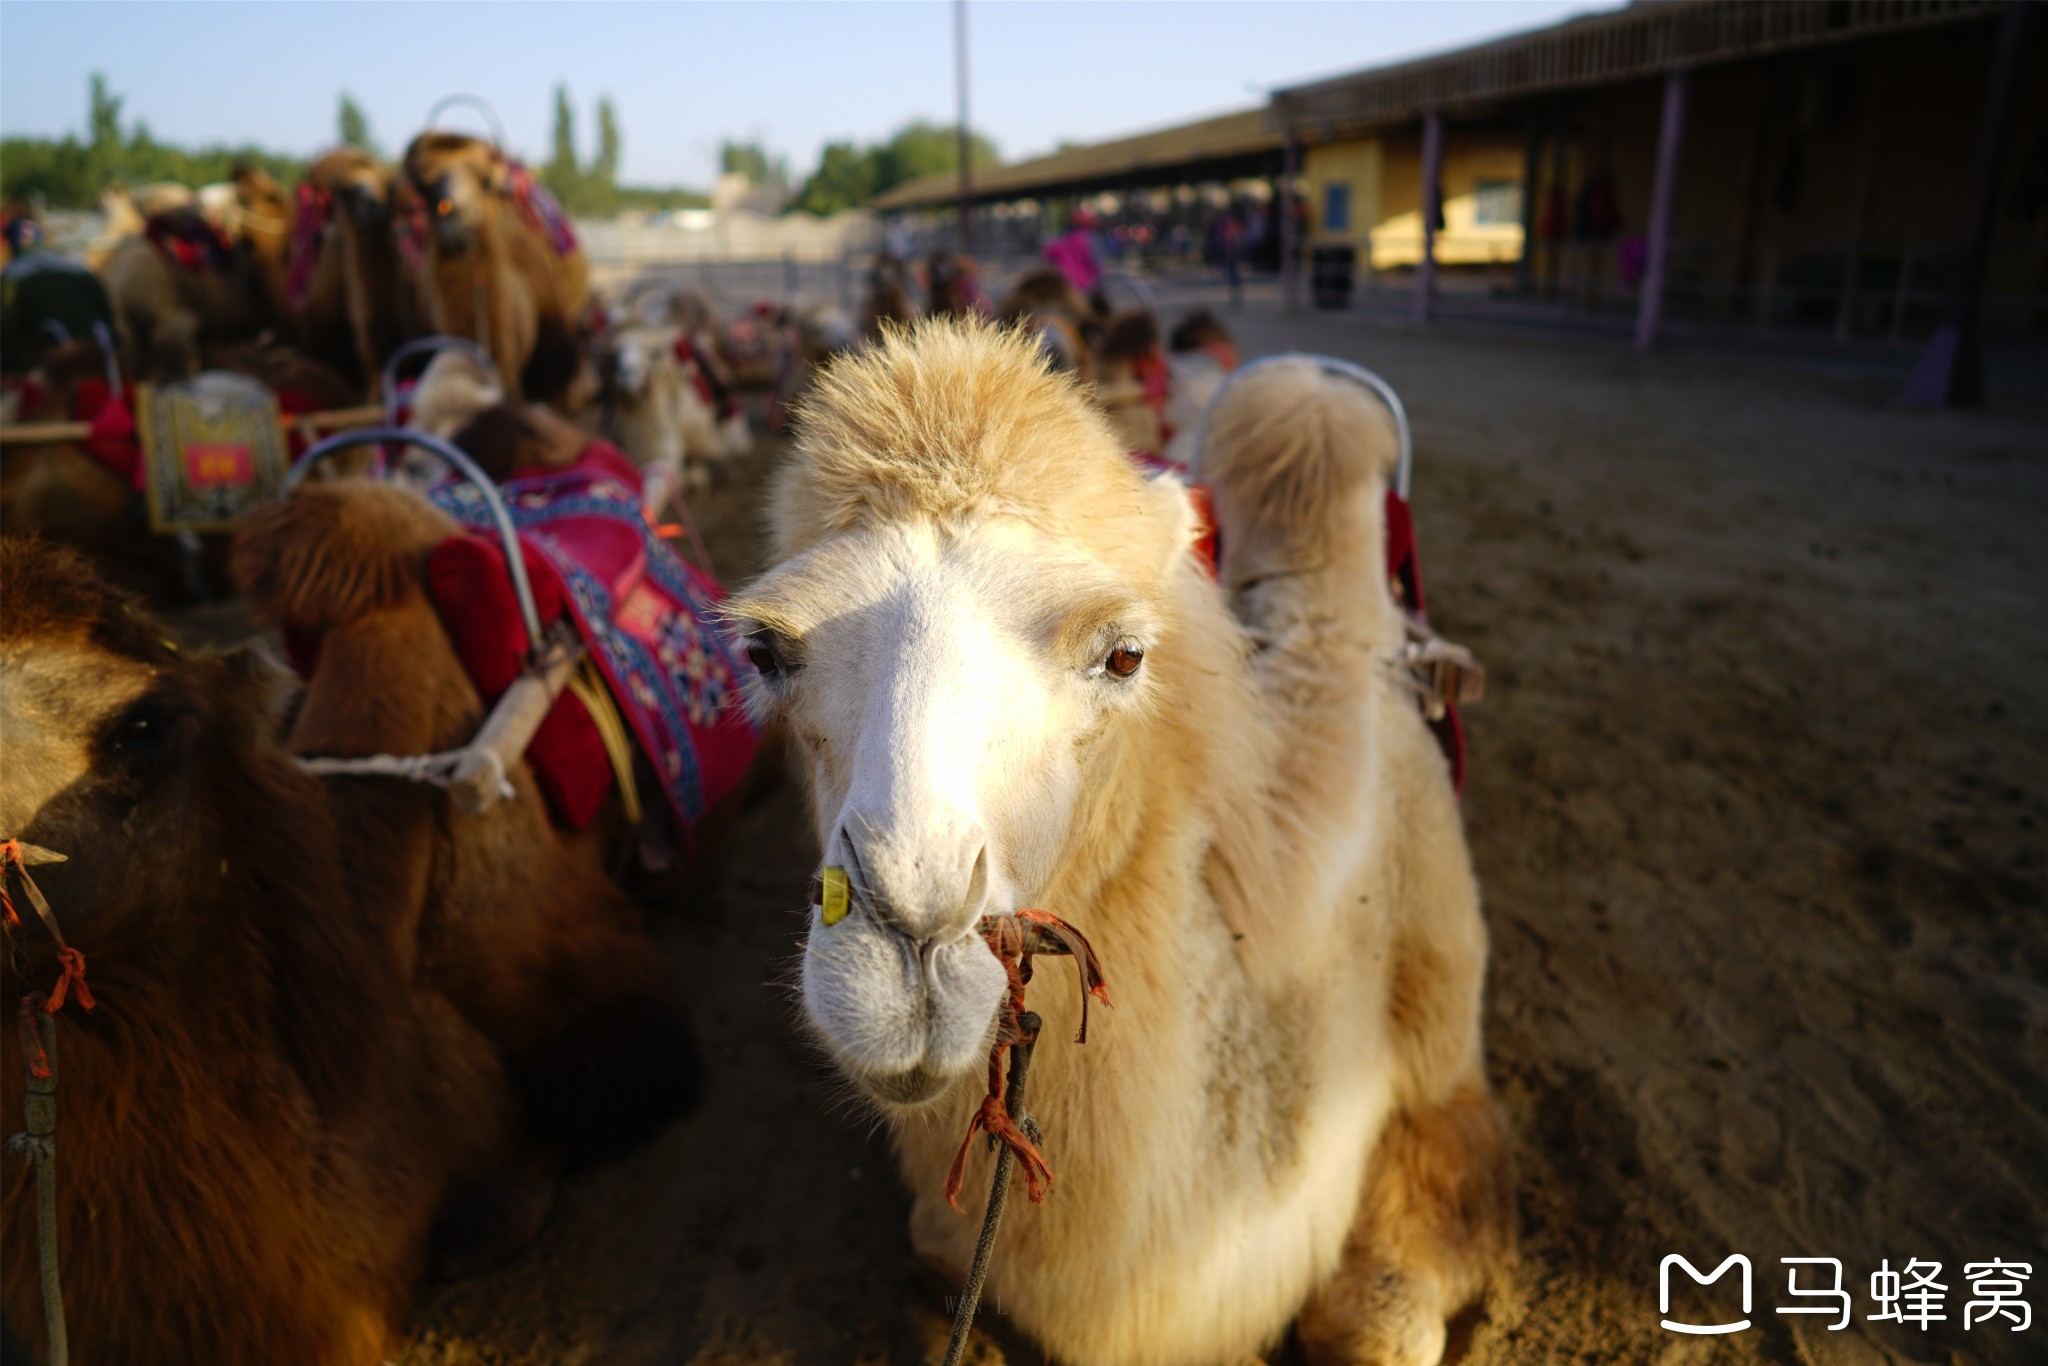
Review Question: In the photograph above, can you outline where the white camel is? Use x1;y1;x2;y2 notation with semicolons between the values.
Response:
730;320;1511;1366
599;320;746;495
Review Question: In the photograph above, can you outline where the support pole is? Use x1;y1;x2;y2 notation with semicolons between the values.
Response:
954;0;973;252
1414;112;1443;325
1903;0;2031;408
1547;113;1569;298
1516;117;1543;295
1280;137;1300;312
1835;59;1887;339
1635;69;1690;351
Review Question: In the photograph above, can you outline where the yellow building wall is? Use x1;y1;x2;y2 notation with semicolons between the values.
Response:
1303;131;1527;268
1303;140;1381;246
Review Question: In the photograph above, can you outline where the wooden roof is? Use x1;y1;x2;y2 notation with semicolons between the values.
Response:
868;107;1281;212
1272;0;2006;136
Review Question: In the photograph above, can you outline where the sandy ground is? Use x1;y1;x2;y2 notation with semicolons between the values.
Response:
179;305;2046;1365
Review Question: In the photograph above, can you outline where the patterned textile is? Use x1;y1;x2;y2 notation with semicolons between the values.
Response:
285;182;331;312
136;373;287;531
504;161;579;258
427;443;758;833
144;212;234;274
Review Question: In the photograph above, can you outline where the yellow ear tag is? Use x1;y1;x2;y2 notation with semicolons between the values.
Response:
820;866;850;926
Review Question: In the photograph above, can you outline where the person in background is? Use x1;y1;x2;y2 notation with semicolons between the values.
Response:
885;215;915;264
1215;207;1244;307
1044;206;1102;294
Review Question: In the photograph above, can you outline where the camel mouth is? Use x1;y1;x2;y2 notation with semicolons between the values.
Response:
801;903;1008;1111
432;222;475;256
858;1063;955;1107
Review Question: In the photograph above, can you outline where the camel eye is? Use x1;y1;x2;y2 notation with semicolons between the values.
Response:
744;632;790;681
1103;641;1145;679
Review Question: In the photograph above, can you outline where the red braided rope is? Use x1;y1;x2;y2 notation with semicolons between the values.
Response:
943;910;1111;1212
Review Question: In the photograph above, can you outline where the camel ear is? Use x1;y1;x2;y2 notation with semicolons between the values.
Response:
1141;468;1203;582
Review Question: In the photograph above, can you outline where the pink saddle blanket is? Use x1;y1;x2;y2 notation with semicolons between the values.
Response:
426;442;758;834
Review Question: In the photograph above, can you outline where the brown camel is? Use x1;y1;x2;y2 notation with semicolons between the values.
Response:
396;133;589;404
292;148;415;394
231;478;701;1132
859;254;918;342
98;166;293;381
0;539;514;1365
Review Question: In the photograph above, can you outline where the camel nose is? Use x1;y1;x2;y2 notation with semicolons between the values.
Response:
835;816;989;948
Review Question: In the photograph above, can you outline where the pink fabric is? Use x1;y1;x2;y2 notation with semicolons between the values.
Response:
1043;231;1101;293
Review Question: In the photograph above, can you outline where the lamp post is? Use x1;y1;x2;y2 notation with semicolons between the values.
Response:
955;0;973;251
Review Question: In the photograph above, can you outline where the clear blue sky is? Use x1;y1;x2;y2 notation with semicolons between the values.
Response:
1;1;1615;187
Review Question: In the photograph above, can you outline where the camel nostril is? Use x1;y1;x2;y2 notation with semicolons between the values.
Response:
963;845;989;924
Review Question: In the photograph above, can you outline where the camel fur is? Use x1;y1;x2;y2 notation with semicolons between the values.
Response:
0;539;511;1365
295;148;414;394
732;320;1512;1366
98;168;292;381
397;133;589;403
231;481;699;1134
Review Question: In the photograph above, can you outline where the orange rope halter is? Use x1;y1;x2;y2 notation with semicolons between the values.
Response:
943;908;1111;1212
2;839;95;1079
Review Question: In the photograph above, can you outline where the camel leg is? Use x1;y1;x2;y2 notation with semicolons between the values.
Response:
1297;1082;1514;1366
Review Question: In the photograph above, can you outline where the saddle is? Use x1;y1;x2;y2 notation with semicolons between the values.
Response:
424;441;759;836
144;210;235;274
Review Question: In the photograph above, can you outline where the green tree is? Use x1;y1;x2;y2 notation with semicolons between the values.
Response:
794;141;880;216
595;98;621;185
873;121;998;190
337;92;375;153
88;73;123;152
793;121;999;216
548;85;579;178
719;139;788;190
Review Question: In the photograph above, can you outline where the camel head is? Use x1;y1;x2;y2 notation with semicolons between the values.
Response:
309;147;394;229
729;320;1197;1107
0;539;293;940
228;164;292;260
402;132;507;257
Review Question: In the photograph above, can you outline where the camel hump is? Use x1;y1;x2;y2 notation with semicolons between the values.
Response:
234;480;460;633
1195;357;1400;574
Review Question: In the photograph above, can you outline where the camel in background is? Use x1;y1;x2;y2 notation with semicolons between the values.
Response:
0;540;520;1364
732;322;1511;1365
233;479;700;1115
292;148;414;394
859;253;918;342
596;313;749;495
995;265;1096;379
98;166;293;381
1093;307;1166;457
397;132;588;404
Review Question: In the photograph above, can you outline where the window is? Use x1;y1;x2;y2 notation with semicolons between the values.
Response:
1472;179;1523;226
1322;181;1351;234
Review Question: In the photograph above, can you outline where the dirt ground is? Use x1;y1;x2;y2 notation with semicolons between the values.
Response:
312;306;2043;1365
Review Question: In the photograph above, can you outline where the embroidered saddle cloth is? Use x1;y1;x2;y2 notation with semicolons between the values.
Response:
425;442;759;835
136;373;289;531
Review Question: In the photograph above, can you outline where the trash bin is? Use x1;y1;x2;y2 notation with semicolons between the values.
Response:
1310;245;1355;310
